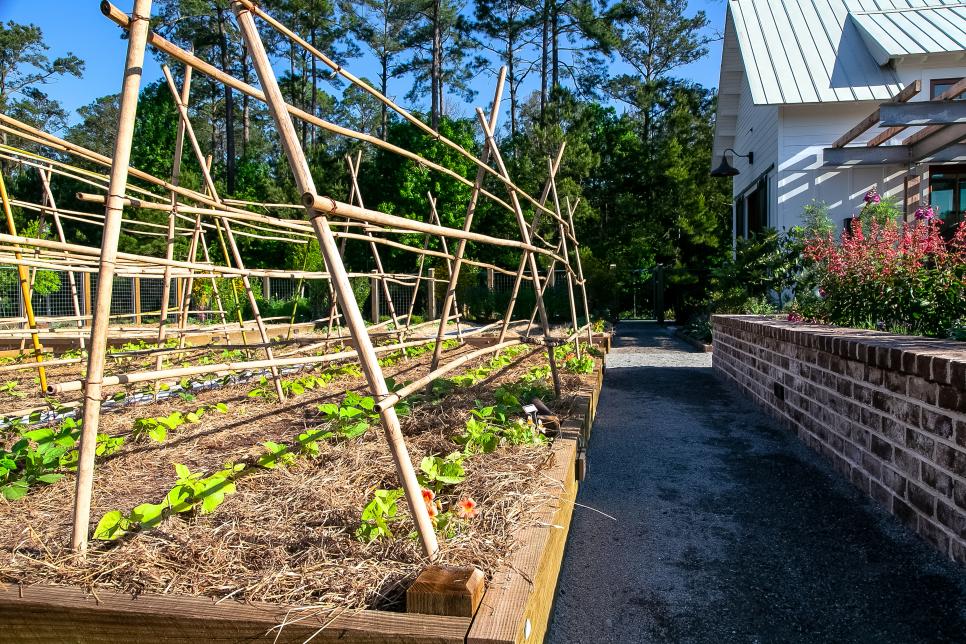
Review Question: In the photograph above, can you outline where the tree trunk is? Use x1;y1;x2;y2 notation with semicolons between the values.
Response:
540;0;549;122
380;54;389;140
551;1;559;97
216;6;235;194
431;0;442;130
241;46;250;155
508;42;517;140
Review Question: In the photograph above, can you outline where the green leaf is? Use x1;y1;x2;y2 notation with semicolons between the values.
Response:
2;480;29;501
130;502;165;528
35;473;63;484
92;510;128;540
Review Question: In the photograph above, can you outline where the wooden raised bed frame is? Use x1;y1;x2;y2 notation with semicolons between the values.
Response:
0;343;606;643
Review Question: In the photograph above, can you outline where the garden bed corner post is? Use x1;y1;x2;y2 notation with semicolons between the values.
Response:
232;1;440;558
70;0;153;554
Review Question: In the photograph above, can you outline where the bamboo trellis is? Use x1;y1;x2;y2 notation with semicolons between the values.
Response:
0;0;596;560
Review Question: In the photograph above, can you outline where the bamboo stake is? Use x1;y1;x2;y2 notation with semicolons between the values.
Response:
550;159;580;359
497;144;566;345
285;241;310;341
0;170;47;391
428;193;462;340
233;0;438;557
70;0;153;555
374;340;524;412
38;167;85;349
50;335;444;394
475;109;561;398
345;153;403;342
156;61;192;379
430;67;506;372
566;196;593;347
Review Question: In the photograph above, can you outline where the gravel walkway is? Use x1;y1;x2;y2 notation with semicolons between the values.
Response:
547;321;966;643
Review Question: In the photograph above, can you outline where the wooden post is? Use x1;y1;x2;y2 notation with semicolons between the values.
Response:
0;170;47;391
430;67;505;372
486;267;494;291
370;269;379;324
133;277;142;325
262;275;271;302
427;268;437;320
407;566;485;617
71;0;153;555
234;0;439;558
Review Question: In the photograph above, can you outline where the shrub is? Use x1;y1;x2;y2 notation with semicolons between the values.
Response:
802;217;966;338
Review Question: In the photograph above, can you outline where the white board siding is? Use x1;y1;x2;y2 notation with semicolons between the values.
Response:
775;103;907;231
732;75;779;216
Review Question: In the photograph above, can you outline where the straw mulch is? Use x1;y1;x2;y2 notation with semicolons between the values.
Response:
0;342;595;611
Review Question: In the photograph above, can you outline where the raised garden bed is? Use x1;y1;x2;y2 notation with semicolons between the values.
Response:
0;333;606;643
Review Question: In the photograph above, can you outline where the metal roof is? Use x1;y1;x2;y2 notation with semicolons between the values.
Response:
727;0;920;105
850;1;966;65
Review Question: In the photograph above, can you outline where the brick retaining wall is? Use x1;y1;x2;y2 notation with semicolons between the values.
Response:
712;315;966;562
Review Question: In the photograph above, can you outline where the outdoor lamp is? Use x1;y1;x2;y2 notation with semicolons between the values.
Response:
711;148;754;177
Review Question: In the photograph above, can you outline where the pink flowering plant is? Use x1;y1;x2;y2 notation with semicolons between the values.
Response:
801;212;966;337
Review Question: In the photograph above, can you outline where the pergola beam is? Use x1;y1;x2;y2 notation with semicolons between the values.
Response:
823;143;966;167
879;100;966;127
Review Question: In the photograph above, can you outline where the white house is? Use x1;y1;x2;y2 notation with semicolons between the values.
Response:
711;0;966;242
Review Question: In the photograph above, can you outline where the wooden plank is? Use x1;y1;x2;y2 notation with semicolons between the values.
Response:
834;80;920;148
407;566;485;617
466;439;578;644
869;78;965;147
0;583;469;644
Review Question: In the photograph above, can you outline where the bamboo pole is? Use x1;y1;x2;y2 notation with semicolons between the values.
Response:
497;144;565;345
430;67;506;372
49;334;446;395
475;109;561;398
550;159;580;359
345;153;403;340
70;0;153;555
233;0;439;558
0;170;47;391
427;193;463;340
156;61;192;379
374;340;526;413
38;167;85;349
566;196;593;347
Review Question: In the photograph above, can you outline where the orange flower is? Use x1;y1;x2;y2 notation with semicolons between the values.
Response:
421;488;435;503
421;488;438;518
456;497;478;519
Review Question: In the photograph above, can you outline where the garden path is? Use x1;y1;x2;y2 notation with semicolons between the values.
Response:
547;321;966;643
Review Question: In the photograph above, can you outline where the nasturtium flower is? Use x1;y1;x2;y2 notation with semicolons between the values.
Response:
456;498;479;519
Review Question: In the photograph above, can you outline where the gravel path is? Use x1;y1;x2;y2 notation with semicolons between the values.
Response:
547;321;966;643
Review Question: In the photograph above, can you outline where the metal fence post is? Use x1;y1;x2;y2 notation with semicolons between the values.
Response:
83;273;92;326
263;275;271;301
486;267;494;292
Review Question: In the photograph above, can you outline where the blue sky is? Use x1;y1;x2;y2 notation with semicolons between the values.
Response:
1;0;725;127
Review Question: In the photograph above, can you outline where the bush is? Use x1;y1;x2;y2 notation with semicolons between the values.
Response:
802;217;966;338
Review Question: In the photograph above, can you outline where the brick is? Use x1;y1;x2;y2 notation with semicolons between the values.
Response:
956;420;966;449
870;480;892;506
881;466;907;496
951;540;966;565
883;369;907;395
860;451;882;479
850;467;870;493
871;435;893;460
935;444;966;478
904;428;935;459
920;408;953;439
919;518;950;553
892;497;918;527
907;378;938;406
937;386;964;414
936;502;966;539
851;383;873;405
921;462;952;497
866;366;884;387
880;418;905;443
893;448;921;478
907;482;936;516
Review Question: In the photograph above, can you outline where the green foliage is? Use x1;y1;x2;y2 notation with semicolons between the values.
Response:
418;452;465;494
131;403;228;443
355;488;404;542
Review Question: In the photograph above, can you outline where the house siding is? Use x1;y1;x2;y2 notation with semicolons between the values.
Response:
732;76;779;217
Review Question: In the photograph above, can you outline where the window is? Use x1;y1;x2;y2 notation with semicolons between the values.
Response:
929;165;966;234
746;178;769;236
735;196;746;239
931;78;964;100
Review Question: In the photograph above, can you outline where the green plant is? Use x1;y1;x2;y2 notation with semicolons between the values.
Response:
0;381;25;399
355;488;404;542
417;452;465;495
257;441;297;469
131;403;228;443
